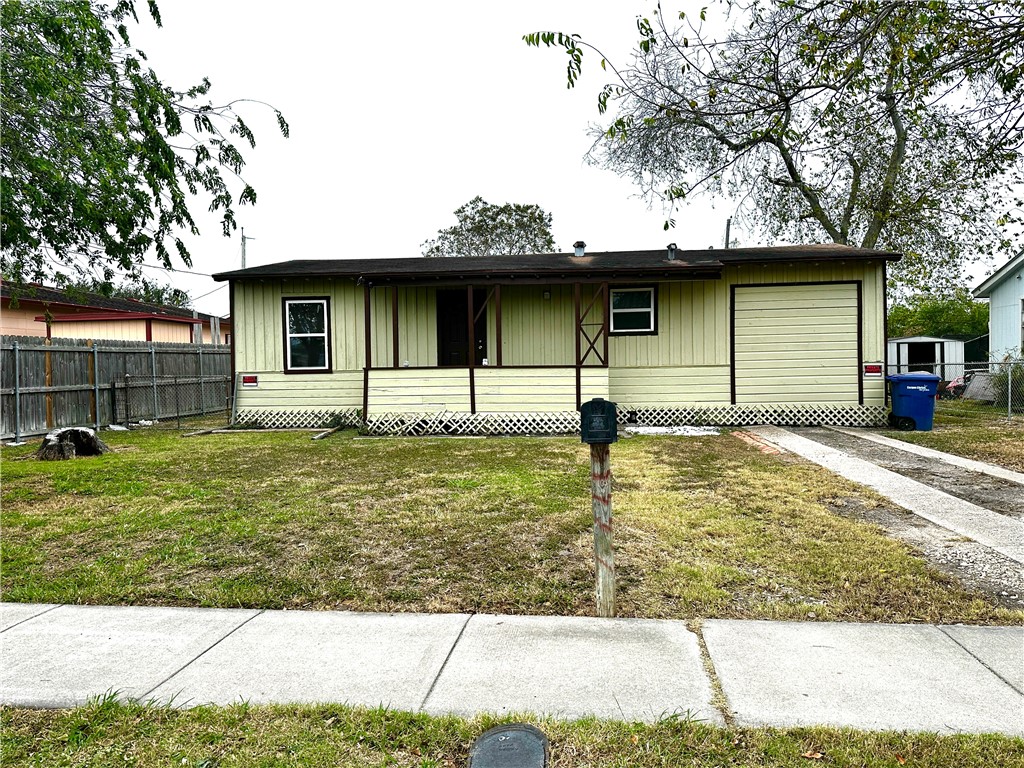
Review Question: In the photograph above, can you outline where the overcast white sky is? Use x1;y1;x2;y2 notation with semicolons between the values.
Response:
129;1;735;315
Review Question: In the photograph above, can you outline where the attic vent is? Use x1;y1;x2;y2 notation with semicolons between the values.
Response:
573;241;586;257
667;243;677;260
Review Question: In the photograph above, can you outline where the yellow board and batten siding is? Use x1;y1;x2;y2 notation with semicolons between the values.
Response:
231;260;886;413
733;283;859;404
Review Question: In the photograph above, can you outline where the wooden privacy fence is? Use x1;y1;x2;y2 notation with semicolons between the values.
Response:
1;336;231;441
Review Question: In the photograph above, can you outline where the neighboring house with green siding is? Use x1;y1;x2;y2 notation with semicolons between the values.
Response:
212;244;898;434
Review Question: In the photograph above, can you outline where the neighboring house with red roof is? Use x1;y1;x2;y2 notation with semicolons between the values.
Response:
1;283;230;345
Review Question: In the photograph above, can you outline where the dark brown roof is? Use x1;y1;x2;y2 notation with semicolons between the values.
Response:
212;244;900;284
0;282;225;323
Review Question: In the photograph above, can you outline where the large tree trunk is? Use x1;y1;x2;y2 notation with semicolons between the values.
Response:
36;427;111;461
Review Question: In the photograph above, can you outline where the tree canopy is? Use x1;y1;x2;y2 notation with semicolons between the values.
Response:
66;275;192;308
422;196;557;258
0;0;288;285
887;290;989;339
525;1;1024;295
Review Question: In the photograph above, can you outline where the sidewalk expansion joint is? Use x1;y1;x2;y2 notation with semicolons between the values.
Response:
937;626;1024;697
419;612;472;712
138;609;266;702
687;619;735;728
0;603;64;634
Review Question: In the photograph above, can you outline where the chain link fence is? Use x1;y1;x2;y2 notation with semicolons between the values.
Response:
913;359;1024;422
114;374;231;430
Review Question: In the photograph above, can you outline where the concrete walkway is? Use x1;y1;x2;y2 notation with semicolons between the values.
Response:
830;427;1024;487
2;603;1021;735
749;426;1024;564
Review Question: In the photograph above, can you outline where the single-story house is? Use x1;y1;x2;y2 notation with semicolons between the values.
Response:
974;251;1024;359
212;243;899;434
1;283;230;345
887;335;966;379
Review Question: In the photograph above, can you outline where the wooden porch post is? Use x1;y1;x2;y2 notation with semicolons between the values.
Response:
495;284;502;367
601;282;610;366
362;282;371;423
467;284;476;414
391;285;400;369
574;282;582;410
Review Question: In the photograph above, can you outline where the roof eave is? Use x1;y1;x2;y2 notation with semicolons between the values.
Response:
973;251;1024;297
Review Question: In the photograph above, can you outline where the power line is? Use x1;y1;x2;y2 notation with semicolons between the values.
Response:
137;262;216;278
190;284;228;301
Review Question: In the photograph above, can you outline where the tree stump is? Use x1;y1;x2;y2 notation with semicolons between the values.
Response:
36;427;111;461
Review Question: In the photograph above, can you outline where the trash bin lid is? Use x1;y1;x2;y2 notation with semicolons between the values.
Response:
886;371;942;383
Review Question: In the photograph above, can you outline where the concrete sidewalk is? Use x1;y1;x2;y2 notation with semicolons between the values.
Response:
2;603;1021;735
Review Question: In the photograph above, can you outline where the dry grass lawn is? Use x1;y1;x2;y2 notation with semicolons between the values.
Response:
1;428;1018;624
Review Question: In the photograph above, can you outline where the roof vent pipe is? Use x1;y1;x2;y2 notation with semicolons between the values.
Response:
573;241;586;257
667;243;677;261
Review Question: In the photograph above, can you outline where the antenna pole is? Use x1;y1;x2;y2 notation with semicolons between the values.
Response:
725;217;732;249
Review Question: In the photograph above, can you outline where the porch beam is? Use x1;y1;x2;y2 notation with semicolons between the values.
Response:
467;284;476;414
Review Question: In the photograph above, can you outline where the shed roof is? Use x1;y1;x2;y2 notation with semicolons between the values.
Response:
888;336;965;344
973;251;1024;297
212;244;900;284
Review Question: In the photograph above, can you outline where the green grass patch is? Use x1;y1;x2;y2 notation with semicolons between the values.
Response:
1;430;1018;623
2;700;1021;768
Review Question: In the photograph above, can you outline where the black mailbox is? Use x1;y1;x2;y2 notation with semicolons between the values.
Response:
580;397;618;444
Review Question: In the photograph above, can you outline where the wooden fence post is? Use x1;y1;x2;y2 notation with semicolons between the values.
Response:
87;340;98;428
150;344;158;420
13;341;21;443
590;442;615;617
44;338;53;429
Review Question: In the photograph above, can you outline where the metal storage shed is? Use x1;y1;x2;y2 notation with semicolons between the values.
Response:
887;336;965;379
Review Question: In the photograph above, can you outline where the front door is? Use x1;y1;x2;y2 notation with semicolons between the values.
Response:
437;289;487;366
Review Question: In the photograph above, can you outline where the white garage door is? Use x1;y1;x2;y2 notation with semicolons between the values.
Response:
733;283;860;404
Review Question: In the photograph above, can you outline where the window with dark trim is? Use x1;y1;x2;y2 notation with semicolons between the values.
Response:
283;298;331;372
609;287;657;335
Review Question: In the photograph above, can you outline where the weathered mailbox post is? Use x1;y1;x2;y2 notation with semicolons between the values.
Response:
579;397;617;618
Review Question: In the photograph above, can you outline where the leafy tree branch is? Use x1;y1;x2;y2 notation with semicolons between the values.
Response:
0;0;288;286
525;1;1024;294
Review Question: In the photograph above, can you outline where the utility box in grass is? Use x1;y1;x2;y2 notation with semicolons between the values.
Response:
579;398;618;444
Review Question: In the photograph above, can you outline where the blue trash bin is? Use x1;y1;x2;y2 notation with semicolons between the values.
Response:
887;372;941;431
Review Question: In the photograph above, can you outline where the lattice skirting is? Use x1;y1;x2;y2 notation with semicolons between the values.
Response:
365;411;581;436
236;404;886;433
235;408;362;429
619;404;888;429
